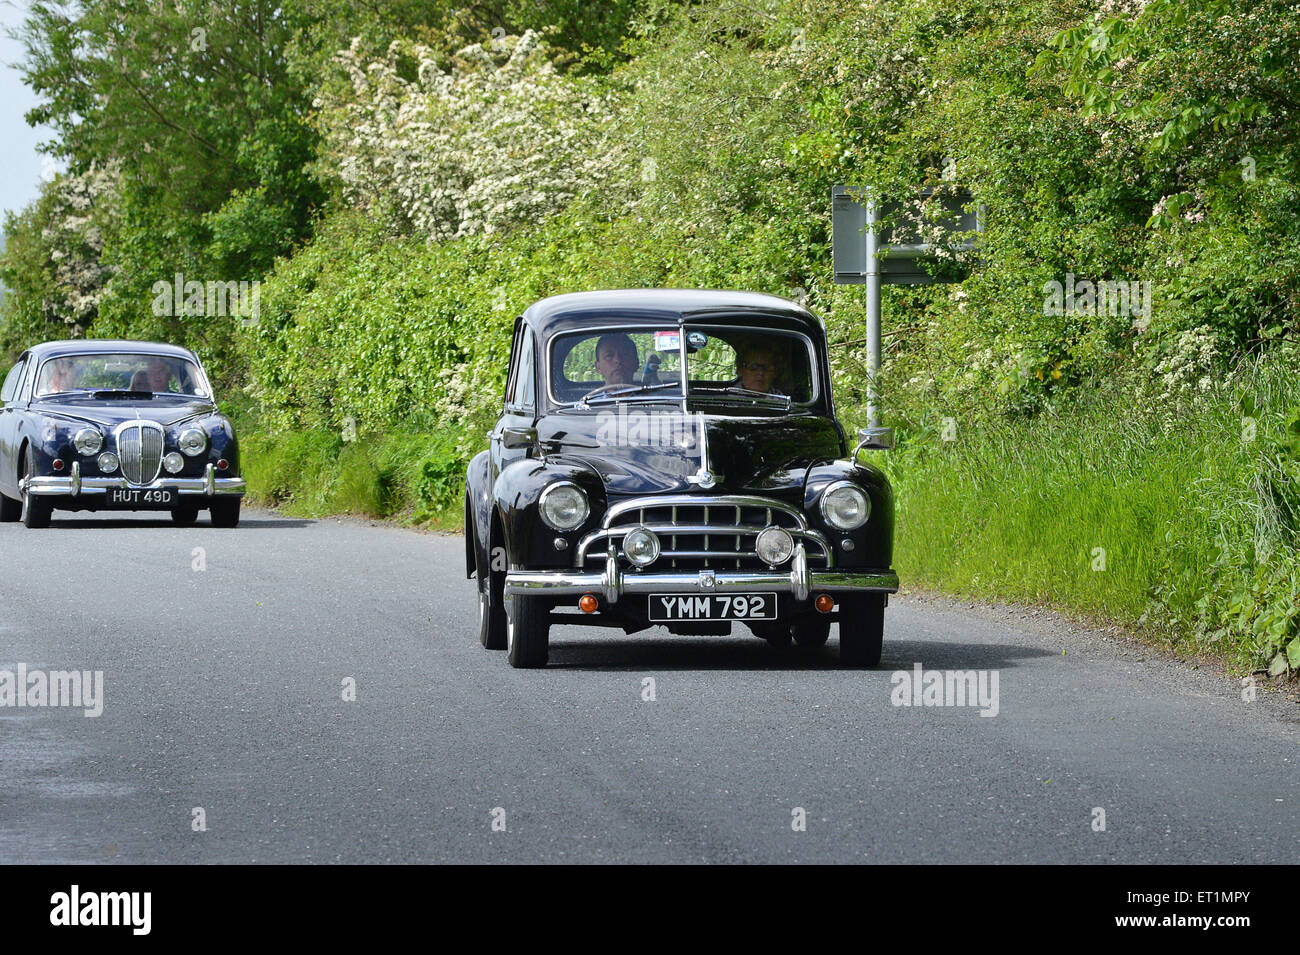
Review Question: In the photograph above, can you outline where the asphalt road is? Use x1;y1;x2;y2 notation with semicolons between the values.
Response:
1;509;1297;864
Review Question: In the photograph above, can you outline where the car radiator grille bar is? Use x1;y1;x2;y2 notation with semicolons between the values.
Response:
578;494;832;572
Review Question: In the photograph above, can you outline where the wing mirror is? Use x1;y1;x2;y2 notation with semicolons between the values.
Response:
501;426;538;450
856;426;894;450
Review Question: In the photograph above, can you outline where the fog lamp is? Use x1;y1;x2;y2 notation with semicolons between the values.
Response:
623;527;660;567
756;526;795;566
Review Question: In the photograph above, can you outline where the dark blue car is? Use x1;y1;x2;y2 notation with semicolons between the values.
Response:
0;340;246;528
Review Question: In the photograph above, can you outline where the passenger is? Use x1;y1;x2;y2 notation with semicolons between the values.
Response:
131;358;173;392
735;339;787;396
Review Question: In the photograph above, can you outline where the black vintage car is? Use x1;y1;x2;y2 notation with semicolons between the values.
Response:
0;340;246;528
465;290;898;668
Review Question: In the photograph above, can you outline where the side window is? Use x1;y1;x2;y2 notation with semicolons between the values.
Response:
509;333;535;413
1;357;27;404
503;321;523;410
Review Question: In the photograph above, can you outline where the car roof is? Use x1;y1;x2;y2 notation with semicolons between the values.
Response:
24;339;201;362
522;289;824;337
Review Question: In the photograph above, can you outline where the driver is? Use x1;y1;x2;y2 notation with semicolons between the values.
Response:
735;339;787;395
594;333;638;386
44;360;77;394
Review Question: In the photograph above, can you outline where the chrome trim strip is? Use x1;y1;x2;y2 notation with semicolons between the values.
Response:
601;493;807;528
23;475;246;497
71;460;81;496
579;492;834;569
505;568;900;598
205;463;215;495
686;411;719;487
577;525;831;567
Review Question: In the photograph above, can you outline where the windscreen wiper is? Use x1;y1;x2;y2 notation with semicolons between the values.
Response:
562;381;682;408
692;385;791;408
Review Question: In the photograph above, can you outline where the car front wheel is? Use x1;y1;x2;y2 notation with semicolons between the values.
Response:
210;500;240;527
507;595;549;668
792;615;831;648
838;593;885;667
172;504;199;525
477;562;507;650
20;448;51;529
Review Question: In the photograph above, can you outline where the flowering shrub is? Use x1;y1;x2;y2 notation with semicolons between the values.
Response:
316;31;626;241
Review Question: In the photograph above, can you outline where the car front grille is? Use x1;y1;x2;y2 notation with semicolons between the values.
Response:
578;494;831;571
115;420;164;486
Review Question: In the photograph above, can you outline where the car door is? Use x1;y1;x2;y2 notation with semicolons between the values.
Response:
490;318;538;483
0;354;30;497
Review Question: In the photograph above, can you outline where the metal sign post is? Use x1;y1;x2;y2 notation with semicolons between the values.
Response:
864;198;882;429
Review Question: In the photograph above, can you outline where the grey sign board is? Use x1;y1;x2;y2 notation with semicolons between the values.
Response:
833;185;981;285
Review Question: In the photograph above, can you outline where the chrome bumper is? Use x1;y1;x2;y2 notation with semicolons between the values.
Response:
505;544;898;604
22;462;246;498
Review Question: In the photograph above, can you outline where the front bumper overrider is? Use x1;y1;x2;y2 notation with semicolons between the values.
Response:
21;462;246;498
505;545;899;604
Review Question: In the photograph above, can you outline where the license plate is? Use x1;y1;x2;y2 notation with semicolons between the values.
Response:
107;488;175;506
649;593;776;621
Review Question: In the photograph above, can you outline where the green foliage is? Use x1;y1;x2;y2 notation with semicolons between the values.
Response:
880;349;1300;674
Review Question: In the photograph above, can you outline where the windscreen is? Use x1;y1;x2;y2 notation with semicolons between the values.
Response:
35;354;210;398
550;327;815;405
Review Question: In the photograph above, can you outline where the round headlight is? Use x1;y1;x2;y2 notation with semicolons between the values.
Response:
178;428;207;456
163;452;185;474
820;481;871;530
755;526;795;566
539;482;589;531
623;527;660;567
97;452;119;474
74;428;103;455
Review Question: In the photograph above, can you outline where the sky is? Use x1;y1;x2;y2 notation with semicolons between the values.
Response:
1;0;60;222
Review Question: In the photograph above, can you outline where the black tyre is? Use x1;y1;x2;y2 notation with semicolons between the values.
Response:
762;627;792;649
20;448;51;529
838;593;885;667
210;499;240;527
791;615;832;648
0;491;19;522
507;595;549;668
477;556;507;650
171;504;199;525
